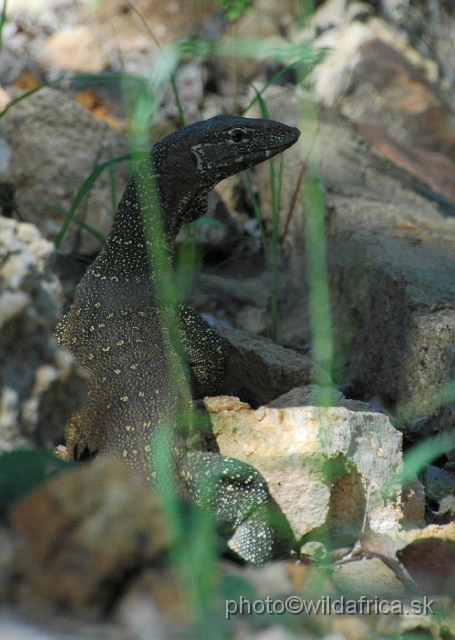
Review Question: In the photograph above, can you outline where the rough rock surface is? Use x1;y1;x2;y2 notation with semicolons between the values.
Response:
205;396;403;541
0;87;128;255
268;384;372;412
331;556;406;599
217;326;327;406
254;81;455;434
395;522;455;597
309;12;455;434
371;0;455;92
0;216;86;450
10;458;172;614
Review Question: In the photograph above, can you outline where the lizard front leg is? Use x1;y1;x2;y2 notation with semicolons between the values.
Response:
179;305;229;399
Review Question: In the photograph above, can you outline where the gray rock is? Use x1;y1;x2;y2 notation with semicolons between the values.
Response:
0;216;86;450
0;87;128;255
252;86;455;434
217;326;328;406
422;465;455;504
235;306;268;335
198;274;270;309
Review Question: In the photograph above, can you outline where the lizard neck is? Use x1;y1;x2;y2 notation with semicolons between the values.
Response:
88;155;205;282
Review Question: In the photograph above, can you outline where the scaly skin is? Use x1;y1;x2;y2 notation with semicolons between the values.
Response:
57;115;300;563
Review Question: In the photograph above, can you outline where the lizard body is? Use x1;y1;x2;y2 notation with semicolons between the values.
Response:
57;115;300;563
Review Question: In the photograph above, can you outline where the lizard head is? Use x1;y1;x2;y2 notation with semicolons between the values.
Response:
155;115;300;228
187;115;300;186
90;116;300;277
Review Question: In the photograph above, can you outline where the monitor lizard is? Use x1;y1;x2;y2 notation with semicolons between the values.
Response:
57;115;300;564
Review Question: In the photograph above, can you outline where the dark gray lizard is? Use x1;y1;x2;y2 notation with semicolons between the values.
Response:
57;115;300;563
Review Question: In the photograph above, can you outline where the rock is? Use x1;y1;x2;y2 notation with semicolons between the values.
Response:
299;540;327;561
246;561;296;597
0;614;136;640
252;80;455;434
0;615;57;640
10;458;171;615
116;589;168;640
235;306;268;335
0;216;86;451
73;90;125;131
217;326;327;406
160;62;204;121
0;527;18;603
41;26;108;74
313;14;439;109
198;274;270;310
395;523;455;597
0;87;128;255
329;36;455;206
305;24;455;432
268;384;372;412
371;0;455;92
116;567;187;638
205;397;403;540
331;556;406;598
422;465;455;504
0;44;43;87
0;86;9;111
401;473;425;529
328;179;455;433
438;495;455;524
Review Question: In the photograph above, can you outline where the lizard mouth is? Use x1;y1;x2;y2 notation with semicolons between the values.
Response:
264;126;300;158
252;122;300;158
234;125;301;170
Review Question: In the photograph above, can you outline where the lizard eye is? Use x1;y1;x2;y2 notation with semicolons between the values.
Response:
230;128;245;143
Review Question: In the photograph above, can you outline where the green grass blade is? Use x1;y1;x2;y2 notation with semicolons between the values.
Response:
0;0;7;53
41;201;107;245
53;152;143;258
181;35;318;65
402;432;455;485
242;60;299;115
0;84;46;120
303;173;333;382
75;219;107;245
244;84;284;340
124;0;185;127
270;154;284;342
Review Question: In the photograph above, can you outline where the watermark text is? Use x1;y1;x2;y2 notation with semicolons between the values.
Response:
225;596;435;619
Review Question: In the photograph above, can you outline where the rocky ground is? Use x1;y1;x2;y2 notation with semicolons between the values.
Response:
2;0;455;638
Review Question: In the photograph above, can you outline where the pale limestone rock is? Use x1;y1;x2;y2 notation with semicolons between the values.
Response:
41;26;108;74
0;215;86;450
206;396;403;540
268;384;371;412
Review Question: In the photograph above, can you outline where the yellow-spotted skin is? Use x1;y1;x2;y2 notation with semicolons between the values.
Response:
57;115;300;563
